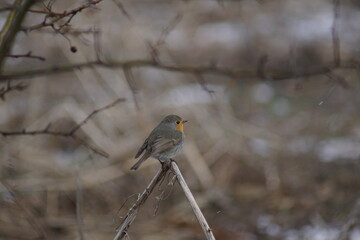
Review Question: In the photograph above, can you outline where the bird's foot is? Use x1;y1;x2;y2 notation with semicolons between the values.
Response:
161;160;171;171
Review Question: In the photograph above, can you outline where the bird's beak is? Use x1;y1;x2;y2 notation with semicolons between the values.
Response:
183;120;189;124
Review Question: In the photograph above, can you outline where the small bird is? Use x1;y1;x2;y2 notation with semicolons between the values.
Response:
131;115;188;170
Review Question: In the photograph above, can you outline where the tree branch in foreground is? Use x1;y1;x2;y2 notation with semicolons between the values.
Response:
114;161;216;240
0;97;125;158
113;166;170;240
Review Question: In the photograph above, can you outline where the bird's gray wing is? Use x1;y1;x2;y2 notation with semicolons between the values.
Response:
131;131;182;170
151;137;177;154
151;131;182;155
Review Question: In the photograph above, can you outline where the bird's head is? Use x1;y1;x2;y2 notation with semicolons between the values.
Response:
161;114;188;134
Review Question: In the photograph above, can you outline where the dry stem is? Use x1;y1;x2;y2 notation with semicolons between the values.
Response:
113;165;170;240
114;162;216;240
171;161;216;240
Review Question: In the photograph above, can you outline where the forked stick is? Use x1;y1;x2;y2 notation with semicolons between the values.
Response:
113;165;169;240
113;161;216;240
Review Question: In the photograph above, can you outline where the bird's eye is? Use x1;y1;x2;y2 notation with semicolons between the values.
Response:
176;120;180;124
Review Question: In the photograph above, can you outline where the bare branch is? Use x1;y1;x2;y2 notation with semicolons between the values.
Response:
71;135;110;158
68;97;125;135
114;161;216;240
112;0;132;21
35;27;99;35
113;165;170;240
1;59;357;83
195;73;215;97
154;174;177;216
171;161;216;240
7;51;46;61
146;13;183;62
0;97;125;158
0;80;27;100
22;0;105;32
155;14;183;47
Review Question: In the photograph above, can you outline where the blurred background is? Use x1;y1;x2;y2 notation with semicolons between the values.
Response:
1;0;360;239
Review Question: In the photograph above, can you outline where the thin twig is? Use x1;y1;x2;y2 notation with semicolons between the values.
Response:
71;135;110;158
35;27;99;35
146;13;182;62
154;173;177;216
22;0;105;31
155;14;182;47
69;97;125;134
0;80;27;100
115;193;140;221
195;73;215;97
171;161;216;240
111;0;132;21
0;97;125;157
7;51;45;61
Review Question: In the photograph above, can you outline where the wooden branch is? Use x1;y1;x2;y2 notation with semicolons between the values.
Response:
0;97;125;158
7;51;45;61
68;97;125;135
111;0;132;21
171;161;216;240
0;58;358;83
113;166;170;240
114;161;216;240
0;0;36;72
0;80;27;100
22;0;105;32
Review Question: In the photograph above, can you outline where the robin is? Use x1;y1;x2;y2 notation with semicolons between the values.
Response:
131;115;188;170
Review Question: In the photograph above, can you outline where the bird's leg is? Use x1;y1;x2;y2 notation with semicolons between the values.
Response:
161;160;171;171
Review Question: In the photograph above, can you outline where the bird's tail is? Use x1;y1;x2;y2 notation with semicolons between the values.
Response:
130;152;151;170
